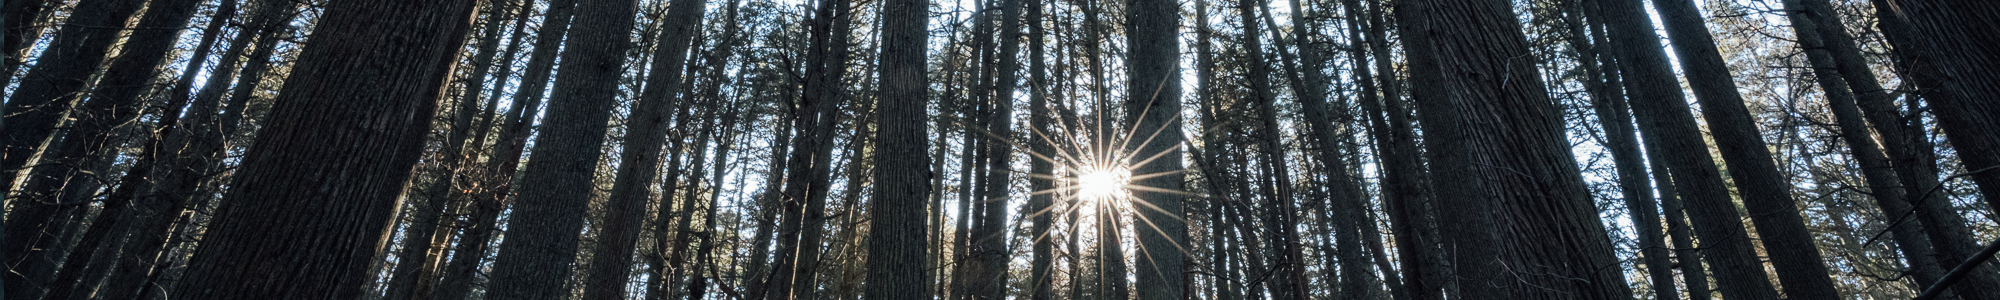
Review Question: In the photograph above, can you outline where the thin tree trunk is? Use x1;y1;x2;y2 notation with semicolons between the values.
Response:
32;0;210;297
1782;1;1972;297
1647;0;1843;297
1599;0;1783;298
0;1;145;295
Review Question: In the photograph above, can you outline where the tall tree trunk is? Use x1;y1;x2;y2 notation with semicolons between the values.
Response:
29;0;209;297
1367;0;1444;298
1808;0;2000;297
430;0;578;298
580;0;706;297
47;1;236;298
381;3;524;299
862;0;932;294
969;0;1019;297
1405;0;1634;298
761;0;852;296
1234;2;1307;299
1873;1;2000;216
1558;0;1679;298
1127;0;1184;296
483;0;638;298
1648;0;1844;297
168;0;478;298
0;0;143;295
1782;1;1976;297
1257;0;1375;296
1599;0;1783;298
1026;0;1054;297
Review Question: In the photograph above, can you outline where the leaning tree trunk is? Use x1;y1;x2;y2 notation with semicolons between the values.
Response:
1647;0;1844;297
0;0;144;296
1406;0;1635;298
1783;1;1969;296
481;0;637;298
579;0;705;297
428;1;575;299
1599;0;1783;298
168;0;478;298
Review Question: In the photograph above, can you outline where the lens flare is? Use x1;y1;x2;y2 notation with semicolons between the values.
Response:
1075;166;1131;202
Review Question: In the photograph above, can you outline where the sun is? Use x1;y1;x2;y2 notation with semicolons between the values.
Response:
1074;166;1131;202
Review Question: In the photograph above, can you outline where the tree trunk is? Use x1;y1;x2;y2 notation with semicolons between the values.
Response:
1406;0;1634;298
1783;1;1978;297
0;0;142;192
580;0;705;297
1127;0;1184;296
1559;1;1678;298
1234;2;1306;299
30;0;209;297
1026;0;1053;297
168;0;478;298
430;0;578;298
482;0;637;298
1648;0;1843;297
0;0;144;295
1599;0;1783;298
1874;1;2000;216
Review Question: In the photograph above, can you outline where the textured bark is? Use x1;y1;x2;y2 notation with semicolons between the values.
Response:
1876;0;2000;226
861;0;931;295
1407;0;1634;298
481;0;636;298
1649;0;1844;298
579;0;705;297
168;0;478;298
1127;0;1184;296
1599;0;1782;298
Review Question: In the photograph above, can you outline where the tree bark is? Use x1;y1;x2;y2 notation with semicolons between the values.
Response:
1874;1;2000;216
1127;0;1184;296
482;0;637;298
1406;0;1634;298
168;0;478;298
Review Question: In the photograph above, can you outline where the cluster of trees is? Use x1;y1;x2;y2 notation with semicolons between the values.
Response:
0;0;1994;298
